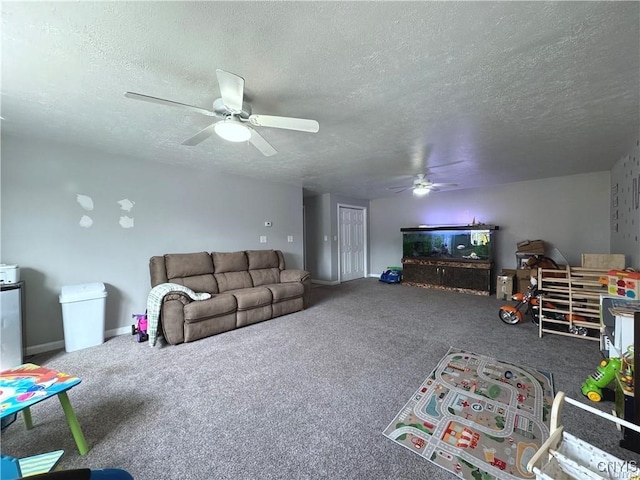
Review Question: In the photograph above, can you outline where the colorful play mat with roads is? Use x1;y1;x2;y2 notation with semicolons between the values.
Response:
384;347;554;479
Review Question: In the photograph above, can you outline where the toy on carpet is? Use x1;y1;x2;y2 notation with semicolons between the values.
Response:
581;356;621;402
131;313;148;343
379;267;402;284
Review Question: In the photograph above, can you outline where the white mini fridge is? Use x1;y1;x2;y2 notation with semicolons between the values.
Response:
1;281;24;370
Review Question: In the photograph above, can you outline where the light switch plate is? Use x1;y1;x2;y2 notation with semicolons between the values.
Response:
287;235;293;242
260;236;267;243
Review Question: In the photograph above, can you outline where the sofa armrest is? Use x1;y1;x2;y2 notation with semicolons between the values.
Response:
280;269;310;283
280;269;311;309
159;293;192;345
163;292;193;305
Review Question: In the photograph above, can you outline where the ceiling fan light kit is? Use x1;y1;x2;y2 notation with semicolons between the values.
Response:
214;118;251;142
387;172;459;196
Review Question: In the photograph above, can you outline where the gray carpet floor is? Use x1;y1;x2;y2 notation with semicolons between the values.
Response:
2;278;639;479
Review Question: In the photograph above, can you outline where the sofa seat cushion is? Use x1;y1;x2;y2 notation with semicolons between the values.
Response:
227;287;273;311
183;294;237;323
264;282;304;303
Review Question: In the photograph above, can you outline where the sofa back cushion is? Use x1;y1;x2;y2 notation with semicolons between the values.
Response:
149;256;169;287
246;250;280;269
212;251;248;272
165;252;218;293
250;268;280;287
150;250;290;293
212;251;252;292
246;250;281;286
215;271;253;292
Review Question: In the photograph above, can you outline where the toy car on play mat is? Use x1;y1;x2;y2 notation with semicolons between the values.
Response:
379;267;402;283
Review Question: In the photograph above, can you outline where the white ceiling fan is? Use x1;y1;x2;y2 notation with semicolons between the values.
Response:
124;69;319;157
388;173;458;196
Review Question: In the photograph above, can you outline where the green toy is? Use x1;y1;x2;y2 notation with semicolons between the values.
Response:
581;357;622;402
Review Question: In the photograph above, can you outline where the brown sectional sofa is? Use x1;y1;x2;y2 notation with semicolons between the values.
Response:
149;249;311;345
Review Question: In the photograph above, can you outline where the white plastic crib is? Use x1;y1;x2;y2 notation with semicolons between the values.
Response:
527;392;640;480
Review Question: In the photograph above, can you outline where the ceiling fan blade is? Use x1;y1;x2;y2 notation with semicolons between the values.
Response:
182;124;218;146
124;92;216;117
387;185;413;193
216;69;245;114
425;160;464;171
249;115;319;133
430;182;458;188
248;128;277;157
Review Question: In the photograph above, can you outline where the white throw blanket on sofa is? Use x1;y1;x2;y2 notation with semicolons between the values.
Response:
146;283;212;347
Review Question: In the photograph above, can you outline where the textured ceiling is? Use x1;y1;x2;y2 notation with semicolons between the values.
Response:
1;2;639;200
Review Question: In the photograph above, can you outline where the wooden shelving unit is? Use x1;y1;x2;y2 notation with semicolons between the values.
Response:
536;266;609;341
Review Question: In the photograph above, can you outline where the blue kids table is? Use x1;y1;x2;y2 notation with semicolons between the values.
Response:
0;363;89;455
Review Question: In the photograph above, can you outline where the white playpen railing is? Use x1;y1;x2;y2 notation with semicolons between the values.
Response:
527;391;640;480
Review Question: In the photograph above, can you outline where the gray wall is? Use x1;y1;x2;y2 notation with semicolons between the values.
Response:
610;138;640;268
303;194;331;281
303;193;370;283
1;136;304;352
369;171;613;277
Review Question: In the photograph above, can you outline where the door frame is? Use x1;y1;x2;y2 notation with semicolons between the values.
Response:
336;203;368;283
302;204;307;271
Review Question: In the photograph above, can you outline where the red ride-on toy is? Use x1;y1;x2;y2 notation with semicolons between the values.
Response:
499;277;542;325
498;277;568;325
499;277;587;334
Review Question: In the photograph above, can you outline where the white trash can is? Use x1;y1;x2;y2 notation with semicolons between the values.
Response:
59;282;107;352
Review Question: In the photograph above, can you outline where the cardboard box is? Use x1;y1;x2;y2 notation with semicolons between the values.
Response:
581;253;625;270
496;272;515;300
516;239;545;254
516;269;535;293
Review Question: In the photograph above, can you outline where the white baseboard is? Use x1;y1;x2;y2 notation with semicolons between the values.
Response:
368;273;381;278
311;279;340;286
108;325;133;338
25;325;132;356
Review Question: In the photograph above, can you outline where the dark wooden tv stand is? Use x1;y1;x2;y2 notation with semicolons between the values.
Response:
401;257;494;295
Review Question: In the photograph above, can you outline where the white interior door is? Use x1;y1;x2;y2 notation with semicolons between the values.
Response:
339;206;365;282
